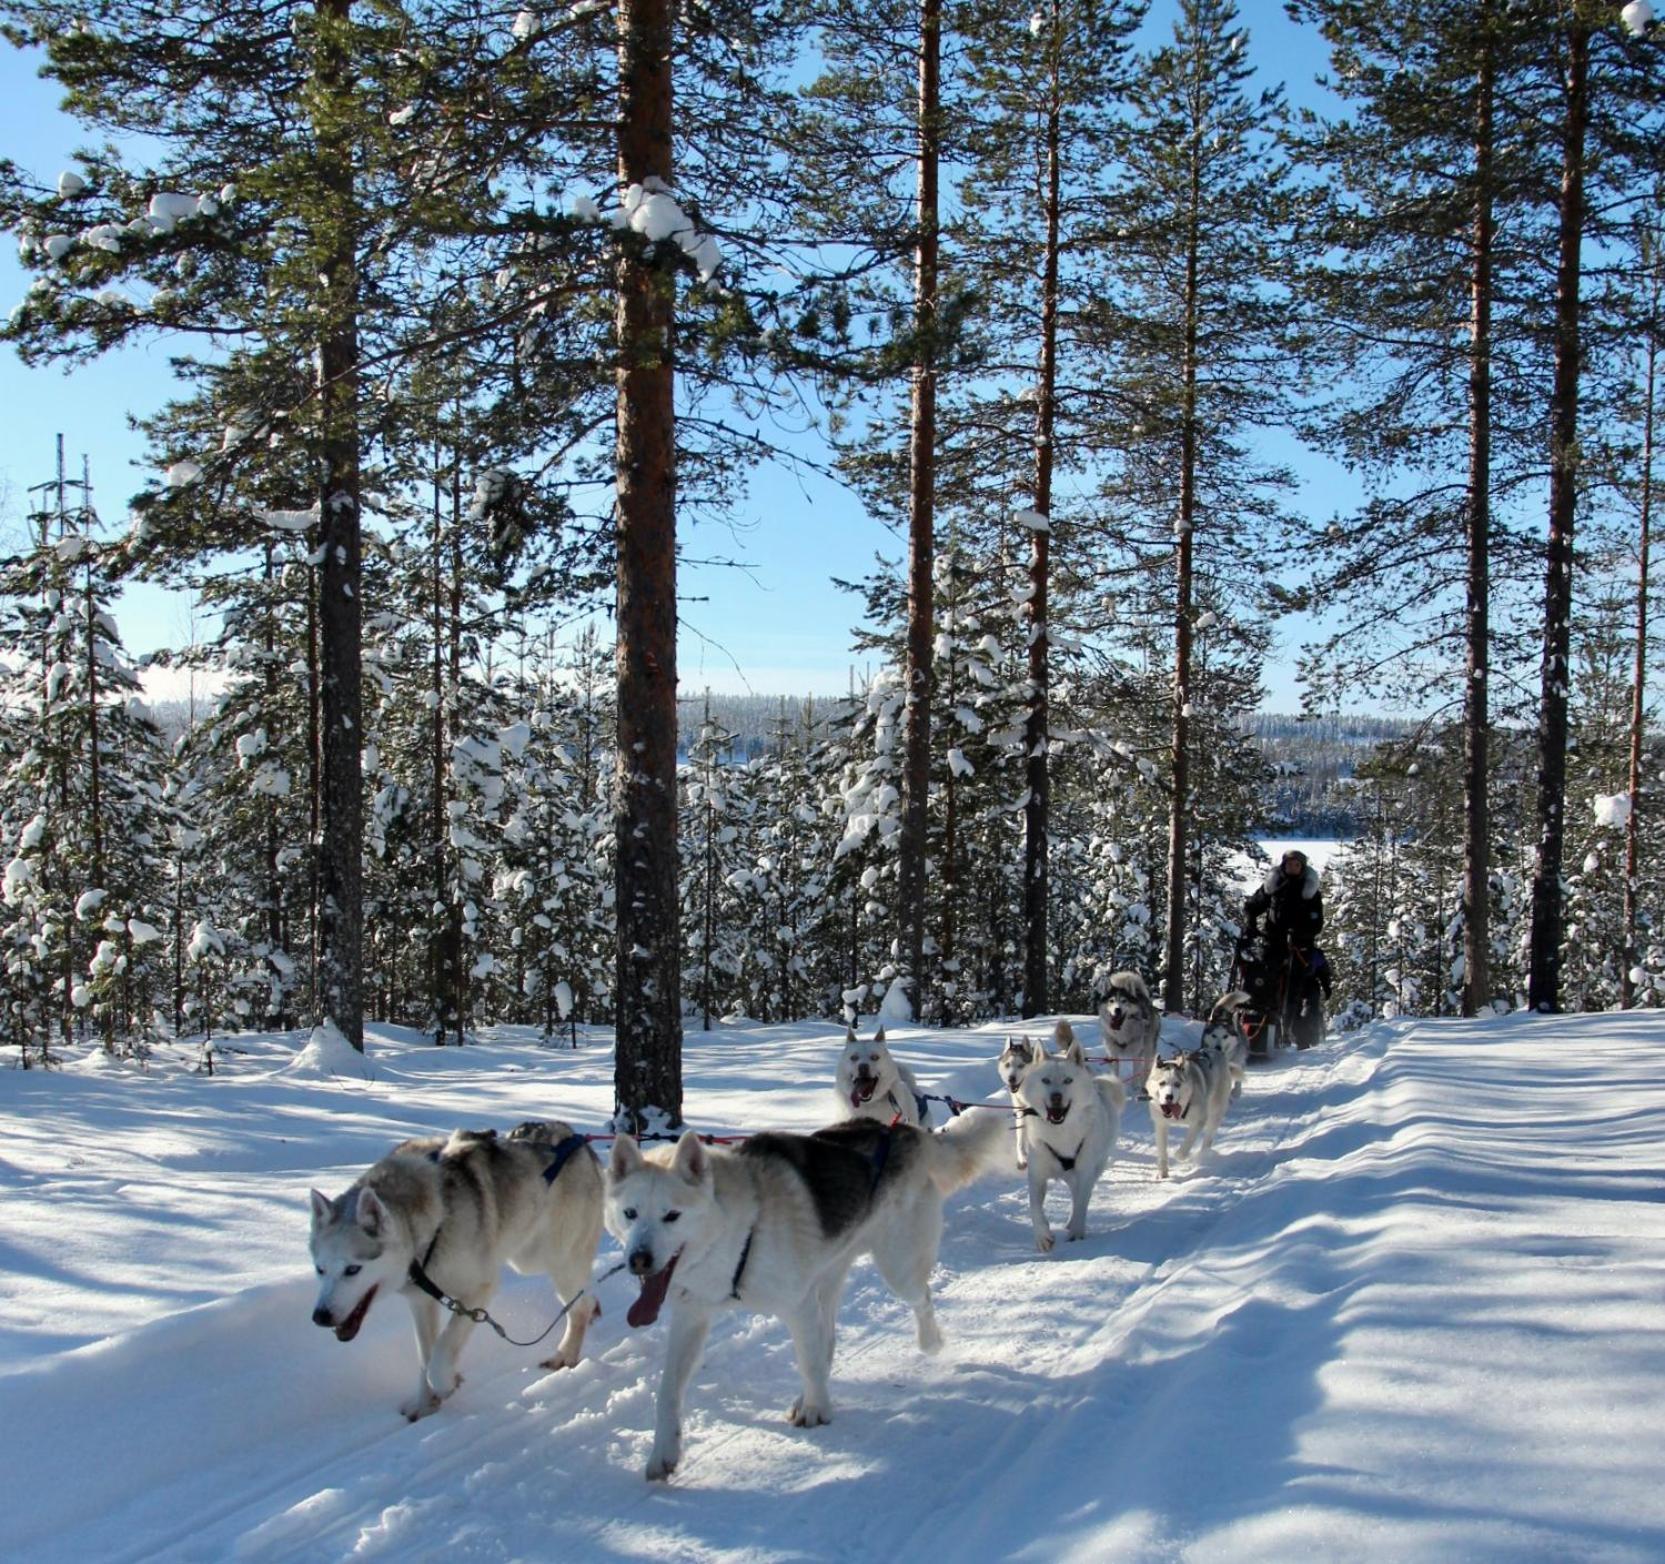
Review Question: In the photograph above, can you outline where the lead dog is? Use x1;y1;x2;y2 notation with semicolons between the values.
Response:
1097;970;1161;1069
606;1112;1006;1481
309;1121;604;1421
1016;1022;1126;1252
835;1025;924;1126
1147;1045;1234;1180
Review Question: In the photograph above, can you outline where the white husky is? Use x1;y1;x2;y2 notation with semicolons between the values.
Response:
1146;1045;1235;1180
606;1112;1007;1481
1097;971;1161;1067
1015;1021;1126;1252
835;1025;924;1126
995;1035;1044;1169
309;1121;604;1421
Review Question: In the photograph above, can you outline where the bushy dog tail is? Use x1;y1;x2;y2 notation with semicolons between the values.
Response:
921;1110;1010;1194
1052;1018;1075;1050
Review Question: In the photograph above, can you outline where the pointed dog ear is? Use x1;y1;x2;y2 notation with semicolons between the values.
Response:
1065;1037;1087;1066
355;1187;386;1237
672;1129;710;1184
609;1134;644;1179
844;1024;857;1043
873;1025;886;1045
309;1188;332;1226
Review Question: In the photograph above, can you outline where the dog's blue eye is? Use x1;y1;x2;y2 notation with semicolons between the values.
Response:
344;1264;361;1277
623;1208;637;1221
663;1211;680;1223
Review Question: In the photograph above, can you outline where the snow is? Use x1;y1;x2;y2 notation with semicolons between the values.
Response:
1595;793;1633;828
1623;0;1655;37
2;1011;1664;1561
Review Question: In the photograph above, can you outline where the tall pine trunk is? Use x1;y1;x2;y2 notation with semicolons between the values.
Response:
1462;7;1495;1019
1528;19;1589;1014
1162;138;1202;1016
1623;318;1656;1009
612;0;682;1129
897;0;942;1024
1021;41;1062;1020
310;0;364;1049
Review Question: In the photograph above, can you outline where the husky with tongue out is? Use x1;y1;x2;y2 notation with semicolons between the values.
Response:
833;1025;925;1126
606;1111;1008;1482
308;1122;604;1421
1146;1041;1234;1180
1015;1021;1127;1253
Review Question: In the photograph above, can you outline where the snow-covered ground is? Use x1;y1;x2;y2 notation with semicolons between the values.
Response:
3;1009;1663;1562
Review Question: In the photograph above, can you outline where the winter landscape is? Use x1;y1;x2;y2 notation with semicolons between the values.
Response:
3;1009;1663;1562
4;0;1665;1560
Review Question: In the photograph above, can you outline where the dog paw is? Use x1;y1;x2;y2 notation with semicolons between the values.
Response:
645;1451;679;1482
788;1398;832;1428
400;1390;441;1422
538;1348;580;1372
917;1318;944;1355
1035;1230;1055;1253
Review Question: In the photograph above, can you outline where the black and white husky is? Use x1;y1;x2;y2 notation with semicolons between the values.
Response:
1097;970;1161;1068
1015;1021;1126;1252
1146;1045;1235;1180
606;1113;1007;1481
309;1122;604;1420
835;1025;924;1126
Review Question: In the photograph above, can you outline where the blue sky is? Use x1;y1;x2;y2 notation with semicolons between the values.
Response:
0;4;1340;709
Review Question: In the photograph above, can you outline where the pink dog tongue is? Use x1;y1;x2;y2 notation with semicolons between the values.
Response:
627;1256;678;1328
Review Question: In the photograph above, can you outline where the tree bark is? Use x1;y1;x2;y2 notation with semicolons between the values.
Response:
897;0;942;1024
1527;19;1589;1014
1623;321;1655;1008
613;0;682;1129
311;0;364;1049
1162;126;1202;1016
1462;5;1495;1019
1021;29;1062;1020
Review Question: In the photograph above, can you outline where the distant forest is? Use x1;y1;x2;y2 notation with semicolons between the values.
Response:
675;695;1410;840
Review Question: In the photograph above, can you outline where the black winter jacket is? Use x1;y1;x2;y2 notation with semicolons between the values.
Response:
1244;861;1324;946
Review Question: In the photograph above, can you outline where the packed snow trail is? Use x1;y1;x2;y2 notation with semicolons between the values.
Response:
2;1011;1663;1561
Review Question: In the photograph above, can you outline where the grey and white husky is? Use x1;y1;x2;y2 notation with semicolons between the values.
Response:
835;1025;924;1126
996;1035;1045;1169
1201;991;1252;1101
606;1112;1007;1481
309;1121;604;1421
1147;1044;1235;1180
1015;1021;1126;1252
1097;971;1161;1067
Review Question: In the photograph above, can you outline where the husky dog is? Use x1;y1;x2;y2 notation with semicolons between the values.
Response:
1146;1046;1235;1180
835;1025;924;1126
1097;971;1161;1068
309;1121;604;1421
995;1035;1044;1169
606;1112;1007;1481
1015;1021;1127;1252
1201;991;1253;1100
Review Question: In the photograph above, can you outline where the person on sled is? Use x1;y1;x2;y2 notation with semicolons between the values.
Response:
1240;847;1331;1046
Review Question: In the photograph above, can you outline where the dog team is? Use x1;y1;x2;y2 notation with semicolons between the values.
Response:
308;970;1252;1481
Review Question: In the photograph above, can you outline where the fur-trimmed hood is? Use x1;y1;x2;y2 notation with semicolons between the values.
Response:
1261;862;1321;899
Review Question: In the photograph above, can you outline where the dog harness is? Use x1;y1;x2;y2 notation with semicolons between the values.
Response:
1051;1135;1088;1172
729;1231;754;1300
539;1131;590;1187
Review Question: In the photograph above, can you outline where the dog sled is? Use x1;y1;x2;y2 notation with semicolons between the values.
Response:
1230;937;1327;1059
